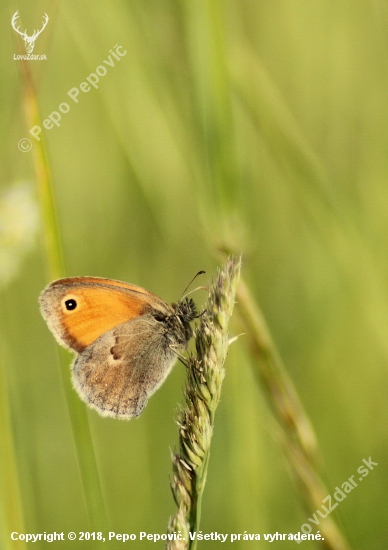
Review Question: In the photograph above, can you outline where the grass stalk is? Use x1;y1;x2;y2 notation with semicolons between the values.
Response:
0;340;26;550
19;58;109;538
236;277;352;550
166;256;241;550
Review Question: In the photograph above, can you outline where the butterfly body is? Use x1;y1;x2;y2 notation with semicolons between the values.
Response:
40;277;198;419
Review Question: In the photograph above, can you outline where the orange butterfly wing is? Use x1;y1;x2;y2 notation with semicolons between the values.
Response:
40;277;171;353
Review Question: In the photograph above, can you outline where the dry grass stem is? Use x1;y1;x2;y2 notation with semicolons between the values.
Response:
236;278;352;550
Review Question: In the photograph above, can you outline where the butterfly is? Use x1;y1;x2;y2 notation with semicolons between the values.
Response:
39;275;203;419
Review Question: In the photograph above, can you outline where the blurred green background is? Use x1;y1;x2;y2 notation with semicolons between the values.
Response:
1;1;388;548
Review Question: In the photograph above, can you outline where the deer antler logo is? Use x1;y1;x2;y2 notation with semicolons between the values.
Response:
11;11;49;54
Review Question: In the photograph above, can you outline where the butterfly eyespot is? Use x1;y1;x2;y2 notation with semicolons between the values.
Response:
64;298;77;311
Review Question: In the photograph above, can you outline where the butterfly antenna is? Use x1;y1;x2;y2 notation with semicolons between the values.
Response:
180;270;206;300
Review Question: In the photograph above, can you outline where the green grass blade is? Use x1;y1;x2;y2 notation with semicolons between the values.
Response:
19;58;109;540
0;339;26;550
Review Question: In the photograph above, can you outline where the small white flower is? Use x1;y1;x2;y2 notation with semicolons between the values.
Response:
0;182;39;287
